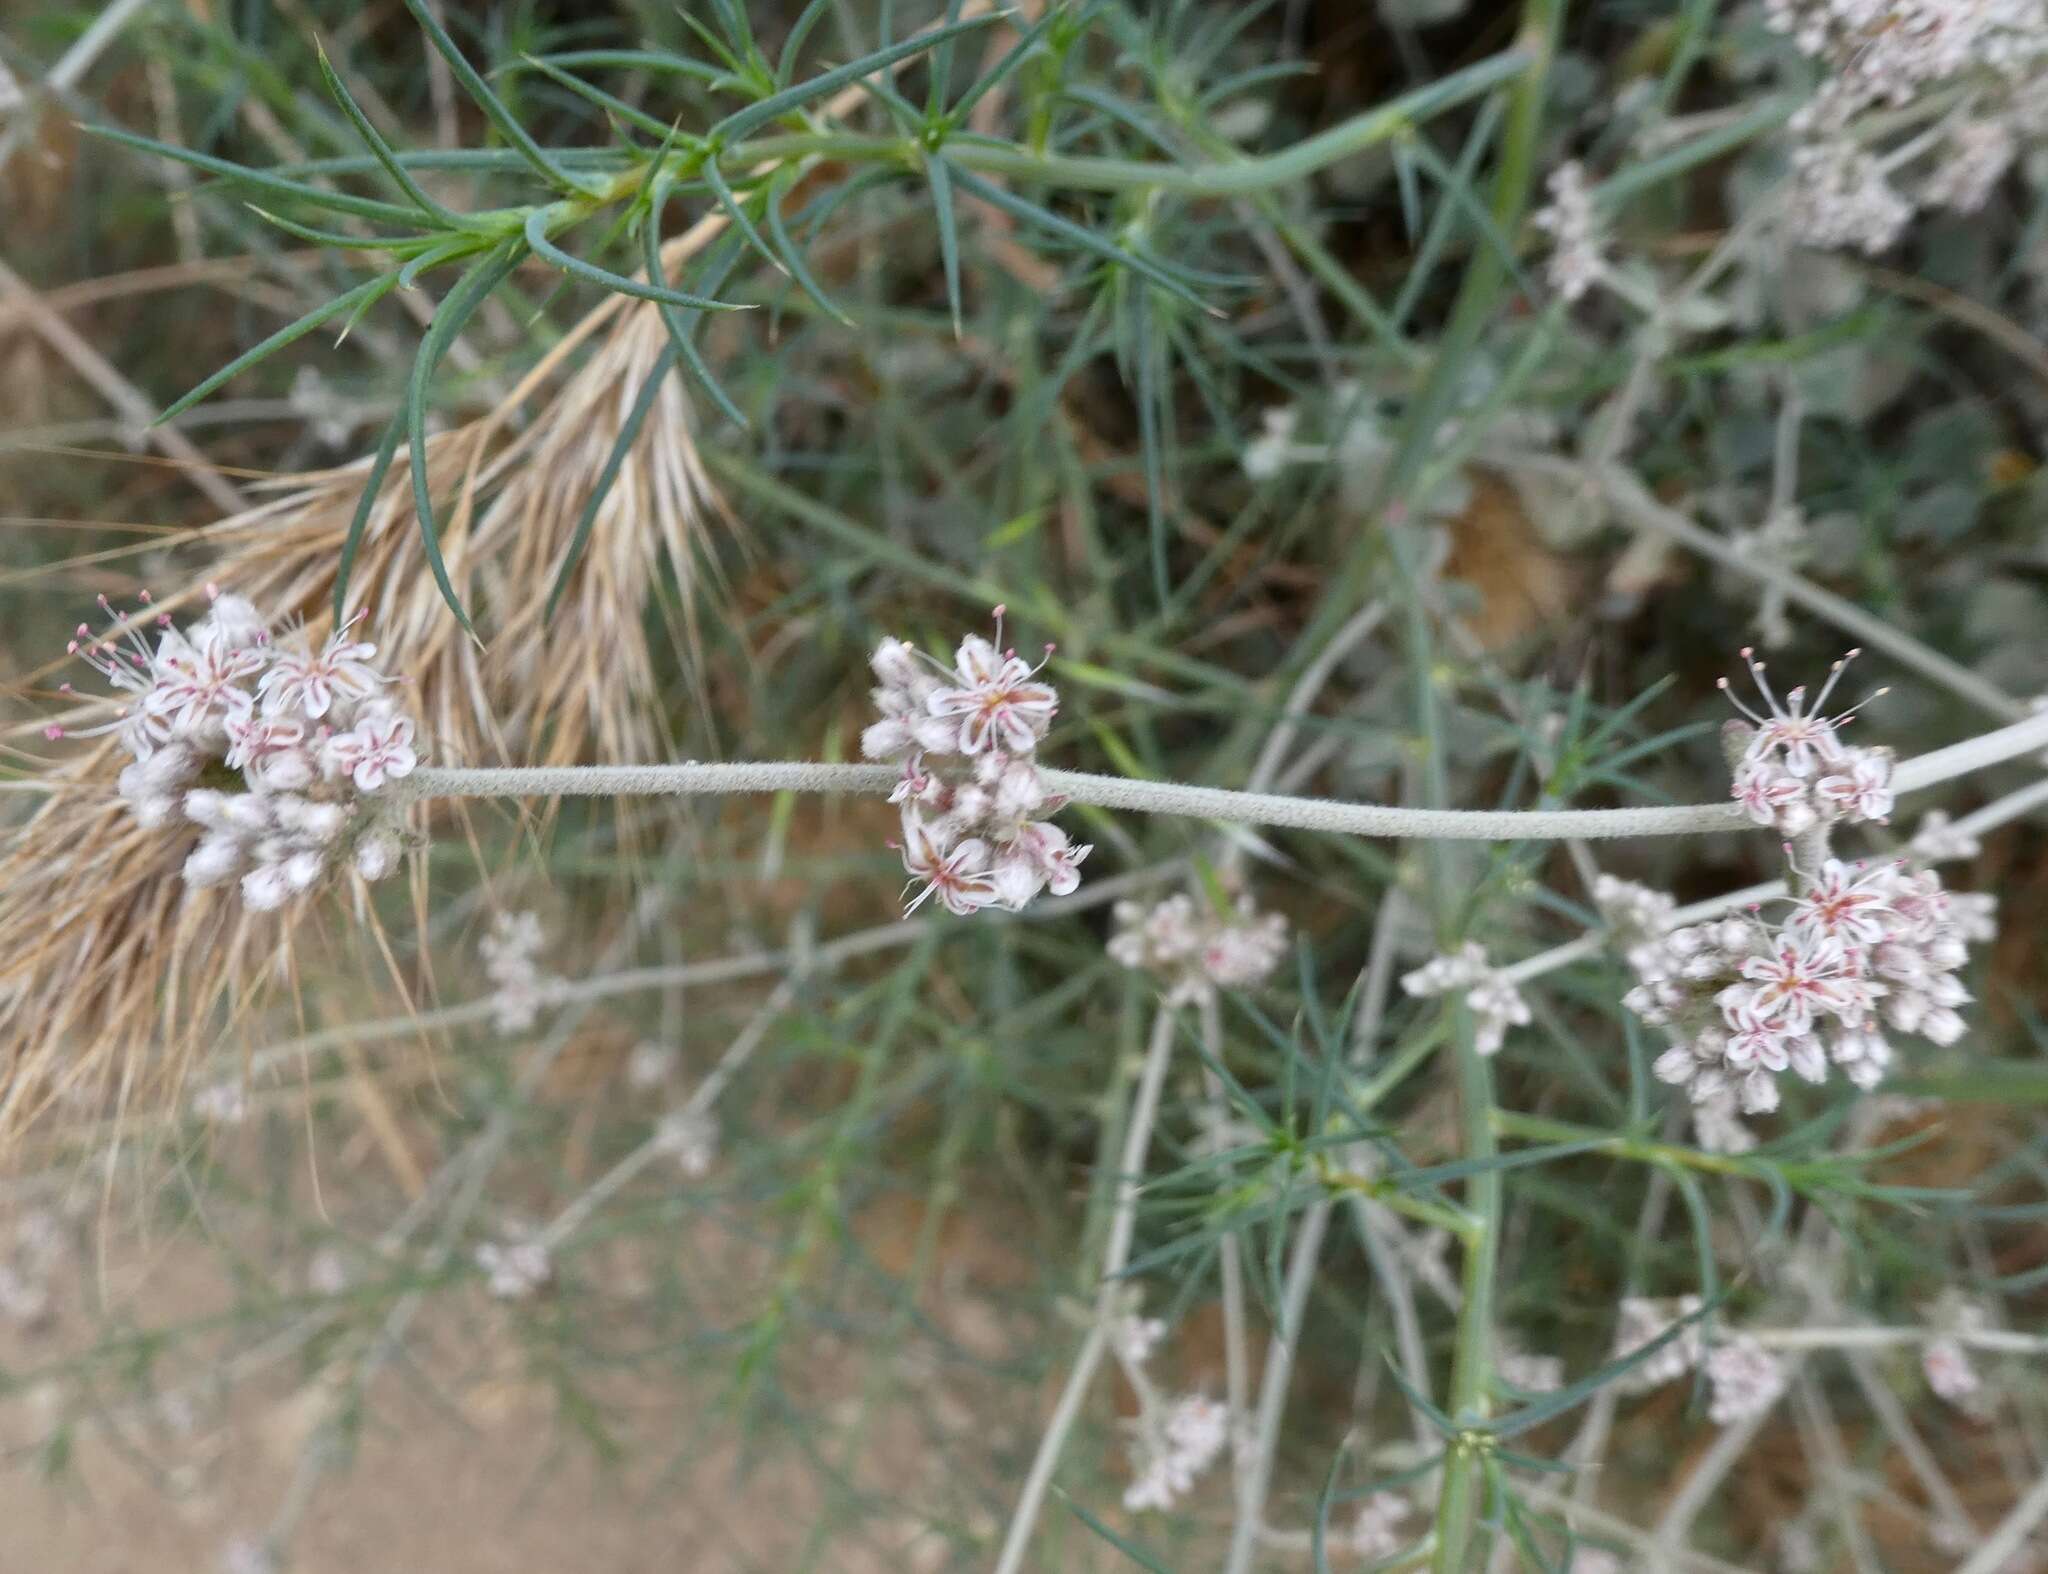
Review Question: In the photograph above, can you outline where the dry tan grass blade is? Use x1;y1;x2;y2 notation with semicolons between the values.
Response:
0;229;730;1138
0;9;993;1139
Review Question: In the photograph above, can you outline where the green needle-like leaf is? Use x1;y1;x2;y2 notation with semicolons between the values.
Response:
406;242;526;634
545;342;679;621
334;413;405;621
643;202;750;431
925;154;964;338
710;12;1006;143
156;271;400;425
314;44;471;228
522;209;750;312
400;0;593;195
948;166;1215;314
85;123;425;226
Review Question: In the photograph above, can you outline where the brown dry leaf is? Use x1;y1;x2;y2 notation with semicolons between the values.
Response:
1443;473;1587;653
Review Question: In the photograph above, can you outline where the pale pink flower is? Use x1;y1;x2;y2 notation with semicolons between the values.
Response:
1815;750;1894;822
1736;934;1859;1037
141;622;263;743
223;711;308;788
1788;859;1896;947
1733;760;1813;831
258;618;385;720
324;708;417;792
899;815;999;917
926;628;1058;755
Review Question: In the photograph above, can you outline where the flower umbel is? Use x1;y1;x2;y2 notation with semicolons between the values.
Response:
51;588;418;913
866;610;1089;916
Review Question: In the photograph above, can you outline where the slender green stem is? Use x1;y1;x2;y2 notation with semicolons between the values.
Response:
1424;3;1564;1567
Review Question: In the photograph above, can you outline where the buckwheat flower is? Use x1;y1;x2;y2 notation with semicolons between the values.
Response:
1351;1492;1414;1560
353;830;401;883
1734;759;1815;834
1112;1314;1167;1368
654;1108;719;1177
220;1536;277;1574
323;704;417;793
1828;1025;1894;1090
899;814;999;917
481;911;558;1035
1815;751;1894;823
1924;1336;1981;1407
926;628;1059;756
866;613;1085;916
1533;160;1608;302
1111;891;1288;1003
1788;141;1914;254
257;617;384;720
625;1040;677;1091
1910;810;1981;864
1789;859;1897;947
223;712;312;792
1123;1394;1230;1513
1568;1548;1621;1574
1241;405;1303;481
191;1081;250;1125
1613;1295;1704;1390
306;1248;350;1297
475;1239;551;1301
1735;932;1863;1037
1692;1095;1759;1154
1705;1338;1788;1425
1722;648;1873;780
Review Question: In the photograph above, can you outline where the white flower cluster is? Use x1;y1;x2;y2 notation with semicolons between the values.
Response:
1612;1298;1788;1424
1350;1491;1415;1560
219;1537;278;1574
1613;1295;1706;1391
654;1107;719;1177
1703;1337;1790;1424
1634;853;1988;1115
625;1040;677;1090
1922;1291;1991;1412
475;1237;551;1301
1107;892;1289;1004
0;1210;67;1329
1620;653;1994;1118
1122;1393;1230;1513
1532;161;1609;302
1401;943;1532;1056
1724;649;1893;838
56;587;414;909
862;611;1090;916
480;911;561;1035
1111;1313;1167;1367
1764;0;2048;250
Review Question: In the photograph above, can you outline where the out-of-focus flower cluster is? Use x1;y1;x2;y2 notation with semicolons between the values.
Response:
1108;891;1289;1004
480;911;562;1035
862;612;1089;916
1611;1297;1788;1425
1923;1290;1993;1414
1609;655;1995;1121
1122;1393;1230;1513
1533;161;1609;302
1401;943;1532;1056
475;1234;551;1301
55;587;414;910
1764;0;2048;251
1349;1491;1416;1560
